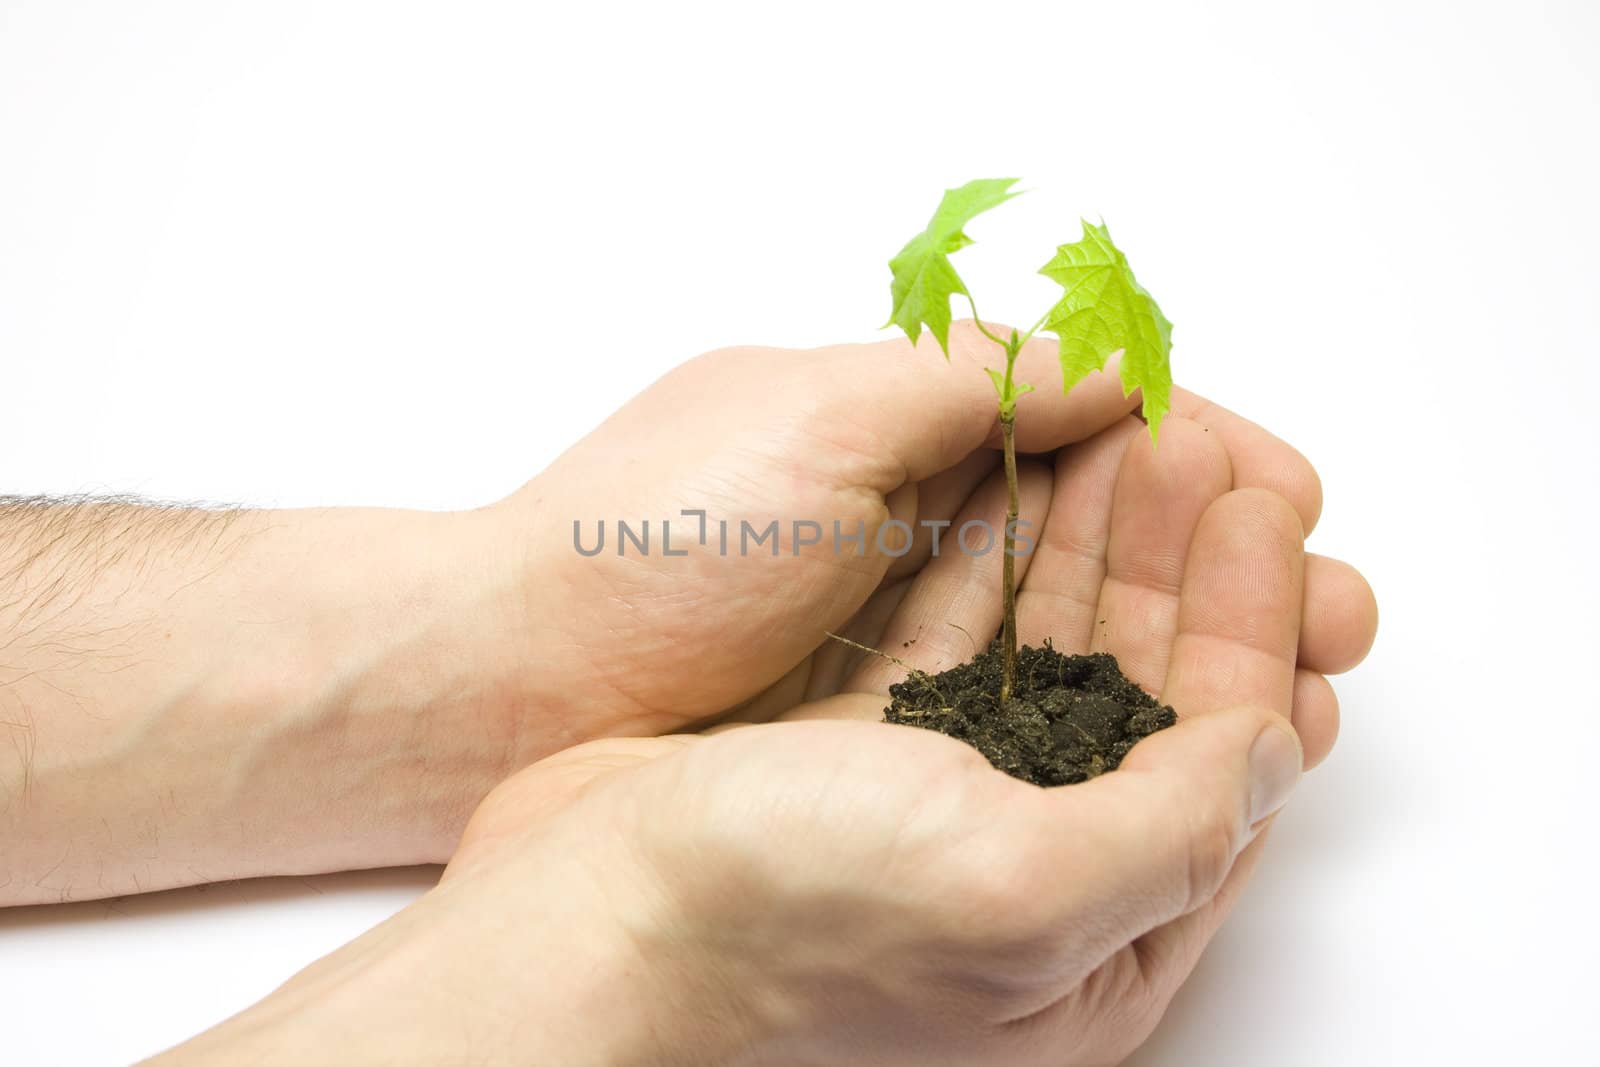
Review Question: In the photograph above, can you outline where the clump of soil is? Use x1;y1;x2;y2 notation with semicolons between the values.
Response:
884;641;1176;786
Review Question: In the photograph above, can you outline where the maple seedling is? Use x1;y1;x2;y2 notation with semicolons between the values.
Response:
885;178;1174;706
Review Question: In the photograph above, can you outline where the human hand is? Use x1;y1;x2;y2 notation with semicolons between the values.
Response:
0;322;1374;905
156;496;1316;1064
494;322;1375;769
153;457;1363;1063
456;714;1301;1065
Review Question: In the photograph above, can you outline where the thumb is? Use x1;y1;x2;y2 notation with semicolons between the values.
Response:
1029;705;1303;954
803;321;1138;488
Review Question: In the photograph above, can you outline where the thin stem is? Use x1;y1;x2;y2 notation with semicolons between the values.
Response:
963;294;1009;347
823;630;916;673
1016;308;1054;347
998;412;1024;710
997;334;1022;706
823;631;944;697
964;317;1025;708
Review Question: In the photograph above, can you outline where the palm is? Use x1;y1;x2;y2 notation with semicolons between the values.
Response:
524;333;1369;766
455;333;1375;1062
452;698;1278;1066
724;409;1334;769
461;393;1371;1062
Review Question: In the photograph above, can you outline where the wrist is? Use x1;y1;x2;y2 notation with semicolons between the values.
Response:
0;491;573;904
223;503;544;868
149;819;764;1066
106;504;543;886
207;492;594;876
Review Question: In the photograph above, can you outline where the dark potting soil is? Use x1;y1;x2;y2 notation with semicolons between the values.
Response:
883;641;1176;786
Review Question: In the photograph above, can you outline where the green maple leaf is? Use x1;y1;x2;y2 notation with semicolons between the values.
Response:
886;178;1020;357
1039;220;1174;440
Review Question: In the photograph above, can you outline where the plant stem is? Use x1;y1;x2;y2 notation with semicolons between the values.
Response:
999;408;1019;705
964;294;1009;347
962;302;1028;709
1016;308;1053;347
997;332;1022;707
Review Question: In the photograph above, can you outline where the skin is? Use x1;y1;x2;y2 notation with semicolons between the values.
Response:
505;323;1371;755
152;476;1335;1064
4;321;1377;1062
3;323;1376;1062
0;323;1373;905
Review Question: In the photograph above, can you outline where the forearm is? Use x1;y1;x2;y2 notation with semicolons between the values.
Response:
0;497;541;904
142;824;748;1067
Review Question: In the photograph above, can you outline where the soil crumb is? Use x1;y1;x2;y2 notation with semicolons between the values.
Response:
883;641;1176;786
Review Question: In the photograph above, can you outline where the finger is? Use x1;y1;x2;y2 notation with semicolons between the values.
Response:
1041;824;1277;1065
1299;554;1379;675
803;321;1139;492
1138;822;1274;974
1014;417;1142;652
1087;417;1232;694
1170;387;1323;535
1291;669;1340;770
996;705;1302;992
884;450;1000;582
765;668;1340;768
710;655;817;728
763;671;1333;764
845;461;1055;693
779;666;1341;750
774;692;887;722
1161;489;1305;719
1102;822;1277;1059
801;578;913;702
712;571;920;726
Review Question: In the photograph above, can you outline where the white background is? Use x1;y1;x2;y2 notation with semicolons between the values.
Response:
2;0;1597;1062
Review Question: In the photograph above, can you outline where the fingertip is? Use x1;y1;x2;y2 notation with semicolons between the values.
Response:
1218;404;1325;534
1179;489;1306;653
1246;717;1303;826
1301;554;1379;674
1170;390;1323;534
1220;487;1307;547
1291;669;1341;770
1284;447;1324;535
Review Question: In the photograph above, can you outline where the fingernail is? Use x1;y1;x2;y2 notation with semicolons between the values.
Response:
1248;725;1302;825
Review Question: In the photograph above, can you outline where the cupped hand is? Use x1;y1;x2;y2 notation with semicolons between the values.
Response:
158;706;1297;1066
497;322;1375;766
409;469;1342;1064
413;706;1296;1065
161;449;1374;1064
265;487;1323;1065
